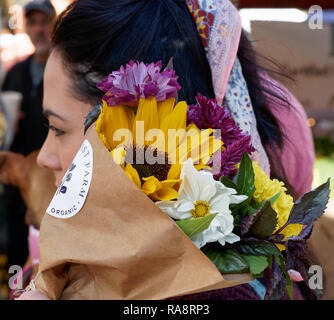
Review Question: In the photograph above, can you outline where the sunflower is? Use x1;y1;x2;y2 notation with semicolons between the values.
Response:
96;96;223;201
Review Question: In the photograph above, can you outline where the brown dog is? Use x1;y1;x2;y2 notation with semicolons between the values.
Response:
0;150;56;230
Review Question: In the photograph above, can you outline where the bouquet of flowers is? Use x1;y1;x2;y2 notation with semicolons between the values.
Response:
87;60;330;300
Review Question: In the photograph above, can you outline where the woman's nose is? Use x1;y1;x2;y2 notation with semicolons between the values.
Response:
37;134;61;172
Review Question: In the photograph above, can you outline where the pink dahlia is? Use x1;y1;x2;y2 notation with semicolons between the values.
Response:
97;60;181;106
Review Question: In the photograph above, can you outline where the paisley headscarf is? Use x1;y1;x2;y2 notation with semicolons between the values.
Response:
185;0;270;175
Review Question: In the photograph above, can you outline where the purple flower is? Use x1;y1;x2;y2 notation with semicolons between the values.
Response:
97;60;181;106
187;93;256;180
187;93;245;146
213;136;255;180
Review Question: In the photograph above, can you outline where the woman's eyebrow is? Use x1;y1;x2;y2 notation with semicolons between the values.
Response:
43;109;68;122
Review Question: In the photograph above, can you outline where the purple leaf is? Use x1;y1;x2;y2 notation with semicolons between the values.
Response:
248;202;278;239
264;258;284;299
287;179;330;225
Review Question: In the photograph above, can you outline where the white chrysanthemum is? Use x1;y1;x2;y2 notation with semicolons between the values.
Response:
156;159;248;248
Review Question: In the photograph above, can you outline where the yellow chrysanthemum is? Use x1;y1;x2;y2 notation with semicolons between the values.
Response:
96;97;222;201
252;162;303;250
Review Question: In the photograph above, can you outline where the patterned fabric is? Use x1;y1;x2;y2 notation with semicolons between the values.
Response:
185;0;241;106
186;0;270;175
223;58;270;174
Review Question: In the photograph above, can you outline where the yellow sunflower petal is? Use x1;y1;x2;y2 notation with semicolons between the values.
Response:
172;126;201;164
197;136;223;165
169;125;222;165
194;162;209;171
133;97;159;146
110;146;126;167
157;98;175;122
141;176;180;201
96;101;134;150
141;176;160;195
124;164;141;189
153;185;179;201
159;179;182;188
160;101;187;153
167;163;181;180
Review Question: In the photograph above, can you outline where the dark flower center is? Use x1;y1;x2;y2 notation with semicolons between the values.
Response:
124;145;171;182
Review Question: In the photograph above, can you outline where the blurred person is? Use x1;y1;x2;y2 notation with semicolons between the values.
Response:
1;0;56;270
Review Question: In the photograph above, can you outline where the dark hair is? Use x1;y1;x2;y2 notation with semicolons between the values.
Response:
52;0;215;105
52;0;295;196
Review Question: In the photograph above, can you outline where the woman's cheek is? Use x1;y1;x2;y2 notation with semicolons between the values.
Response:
61;134;85;171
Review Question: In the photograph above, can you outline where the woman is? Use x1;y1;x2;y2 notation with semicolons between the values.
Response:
21;0;314;299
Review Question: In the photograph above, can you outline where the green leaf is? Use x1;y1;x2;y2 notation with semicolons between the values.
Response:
242;255;269;277
235;152;255;199
230;199;250;218
249;202;278;239
249;201;265;212
176;214;216;238
84;104;102;134
268;192;281;206
234;241;282;257
287;179;330;225
204;247;249;274
220;176;238;190
240;204;256;216
274;254;286;271
267;255;274;268
221;175;249;218
250;192;281;213
285;272;294;300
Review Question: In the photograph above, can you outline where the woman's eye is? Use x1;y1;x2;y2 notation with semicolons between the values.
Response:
43;123;65;137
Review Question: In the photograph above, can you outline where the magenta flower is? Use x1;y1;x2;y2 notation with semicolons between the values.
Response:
213;136;255;180
187;93;246;146
97;60;181;106
187;93;255;180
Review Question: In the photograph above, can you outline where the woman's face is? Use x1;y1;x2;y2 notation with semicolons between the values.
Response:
37;51;93;187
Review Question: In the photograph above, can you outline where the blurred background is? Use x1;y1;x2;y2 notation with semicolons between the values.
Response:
0;0;333;299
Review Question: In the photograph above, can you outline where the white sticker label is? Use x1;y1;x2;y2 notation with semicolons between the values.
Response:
46;140;93;219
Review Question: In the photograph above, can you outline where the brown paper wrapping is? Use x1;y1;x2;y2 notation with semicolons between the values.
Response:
34;127;252;300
